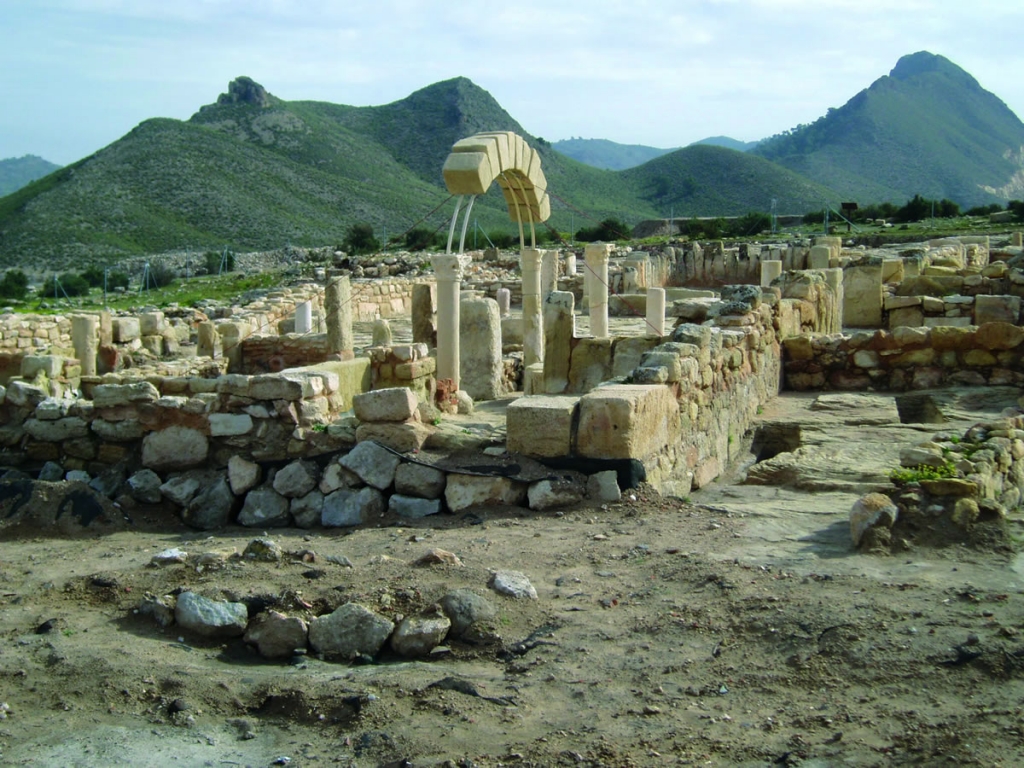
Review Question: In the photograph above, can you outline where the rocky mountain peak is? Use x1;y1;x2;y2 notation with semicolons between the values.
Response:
216;77;271;108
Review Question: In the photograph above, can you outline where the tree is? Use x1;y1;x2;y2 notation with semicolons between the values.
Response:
1008;200;1024;222
404;228;441;251
343;222;380;255
576;217;631;242
204;250;235;274
80;265;106;288
0;270;28;300
894;194;931;223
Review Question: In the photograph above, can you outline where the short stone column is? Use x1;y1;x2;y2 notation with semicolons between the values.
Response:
520;247;544;367
496;287;511;317
543;291;575;394
372;318;392;347
71;315;99;377
295;301;313;334
824;268;845;332
541;249;558;299
326;275;354;359
585;243;611;338
761;260;783;288
411;283;436;347
645;287;665;337
197;321;218;358
565;252;577;276
460;297;503;400
98;311;113;346
431;254;471;388
1014;232;1023;248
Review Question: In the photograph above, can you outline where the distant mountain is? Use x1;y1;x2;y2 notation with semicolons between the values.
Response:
688;136;759;152
551;138;676;170
752;52;1024;208
0;155;61;197
622;144;839;215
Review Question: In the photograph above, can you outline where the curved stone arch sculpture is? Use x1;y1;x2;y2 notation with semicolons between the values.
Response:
441;131;551;253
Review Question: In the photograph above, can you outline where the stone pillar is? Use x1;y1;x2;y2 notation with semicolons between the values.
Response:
520;247;544;367
823;268;845;333
98;311;113;347
585;243;611;338
197;321;218;358
71;315;99;377
761;260;783;288
295;301;313;334
218;321;248;373
371;318;392;347
431;254;471;389
543;291;575;394
565;252;577;276
460;297;503;400
326;275;354;359
541;249;558;299
1013;232;1023;248
411;283;436;347
842;263;881;328
496;287;511;317
645;287;665;337
808;245;831;270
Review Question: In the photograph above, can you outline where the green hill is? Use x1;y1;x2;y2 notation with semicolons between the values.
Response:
688;136;759;152
0;155;61;197
551;138;676;171
752;52;1024;208
622;144;840;216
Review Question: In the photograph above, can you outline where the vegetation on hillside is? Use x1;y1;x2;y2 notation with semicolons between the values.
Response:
551;138;676;171
0;155;62;197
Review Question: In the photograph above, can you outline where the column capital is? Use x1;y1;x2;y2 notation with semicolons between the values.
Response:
431;253;472;281
520;247;544;269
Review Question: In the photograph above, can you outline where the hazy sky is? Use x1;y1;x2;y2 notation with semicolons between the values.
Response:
3;0;1024;166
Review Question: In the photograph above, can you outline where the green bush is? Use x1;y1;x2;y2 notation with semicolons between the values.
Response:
343;222;380;255
0;269;28;300
487;230;517;249
404;227;442;251
727;212;771;237
576;217;631;242
965;203;1003;216
204;250;235;274
80;265;106;288
889;462;956;484
39;272;90;298
108;271;129;290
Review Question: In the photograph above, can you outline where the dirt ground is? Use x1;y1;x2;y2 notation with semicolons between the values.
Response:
3;392;1024;766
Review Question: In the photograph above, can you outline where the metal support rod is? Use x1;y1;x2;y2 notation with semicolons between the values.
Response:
457;195;476;254
446;196;464;254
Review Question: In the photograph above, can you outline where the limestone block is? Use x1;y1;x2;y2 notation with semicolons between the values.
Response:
444;474;528;512
881;258;904;284
90;418;144;442
353;387;418;423
394;462;447;499
228;455;262;495
527;478;585;510
322;486;385;527
92;381;160;408
506;395;579;458
340;439;401;489
974;295;1021;326
140;312;165;336
355;421;432;453
808;246;831;269
113;317;141;343
611;337;661;379
568;338;614;394
175;592;247;638
452;135;502;175
24;417;89;442
21;355;63;380
889;306;924;329
389;494;441;518
238;486;291;527
248;373;319;401
923;316;972;328
442;151;494;195
576;385;679;461
473;131;513;170
843;264;883;327
308;603;394;660
587;470;621;502
142;426;209;470
209;413;254;436
975;322;1024;350
460;297;503;401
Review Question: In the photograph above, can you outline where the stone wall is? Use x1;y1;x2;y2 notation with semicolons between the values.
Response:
782;322;1024;391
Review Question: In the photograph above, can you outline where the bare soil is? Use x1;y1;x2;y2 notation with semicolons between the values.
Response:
1;478;1024;767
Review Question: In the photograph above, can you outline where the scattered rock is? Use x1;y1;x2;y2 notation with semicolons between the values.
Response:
174;592;248;638
243;538;282;562
490;570;538;599
440;589;496;637
150;548;188;566
307;603;394;660
391;607;451;657
413;548;463;567
850;493;898;547
244;611;309;659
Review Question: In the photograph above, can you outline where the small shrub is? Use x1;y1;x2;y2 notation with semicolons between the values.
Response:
204;250;235;274
0;269;29;300
343;222;380;255
889;462;957;484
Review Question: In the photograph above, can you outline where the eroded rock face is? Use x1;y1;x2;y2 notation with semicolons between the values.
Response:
216;76;271;107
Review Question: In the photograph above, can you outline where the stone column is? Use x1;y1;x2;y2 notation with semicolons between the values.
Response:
541;249;558;300
71;315;99;377
326;275;354;359
431;254;471;389
761;260;783;288
496;287;511;317
1014;232;1023;248
197;321;218;358
411;283;436;347
543;291;575;394
565;252;577;276
520;247;544;367
585;243;611;338
824;268;845;333
645;287;665;337
295;301;313;334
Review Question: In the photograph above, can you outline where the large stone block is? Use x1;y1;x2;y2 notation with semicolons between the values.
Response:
445;474;527;512
142;426;209;470
506;395;579;458
353;387;418;423
974;295;1021;326
576;385;679;461
460;297;503;400
843;264;883;327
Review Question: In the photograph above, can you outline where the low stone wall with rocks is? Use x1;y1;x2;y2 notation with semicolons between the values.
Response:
853;415;1022;553
782;322;1024;391
885;292;1021;329
350;278;425;322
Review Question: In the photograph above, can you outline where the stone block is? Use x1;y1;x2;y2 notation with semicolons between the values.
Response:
506;395;578;458
353;387;418;423
355;421;432;453
888;306;924;329
209;413;254;436
113;317;141;343
394;462;446;499
442;151;493;195
576;385;679;461
974;295;1020;326
843;264;883;327
142;426;209;470
444;474;527;512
